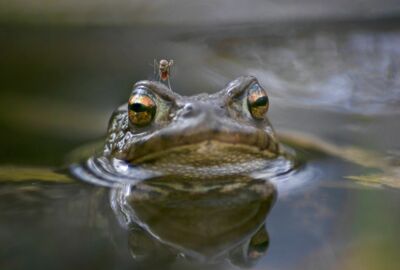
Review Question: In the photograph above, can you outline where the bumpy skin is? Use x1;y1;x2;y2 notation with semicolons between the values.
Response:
103;76;281;167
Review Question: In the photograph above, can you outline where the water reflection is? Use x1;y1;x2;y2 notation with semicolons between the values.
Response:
110;175;276;268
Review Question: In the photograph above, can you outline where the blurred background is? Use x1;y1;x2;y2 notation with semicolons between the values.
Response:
1;0;400;25
0;1;399;269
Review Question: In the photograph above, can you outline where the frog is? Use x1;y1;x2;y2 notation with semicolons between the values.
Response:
72;76;296;187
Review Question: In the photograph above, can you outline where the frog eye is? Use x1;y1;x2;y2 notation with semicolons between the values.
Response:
247;83;269;120
128;90;156;126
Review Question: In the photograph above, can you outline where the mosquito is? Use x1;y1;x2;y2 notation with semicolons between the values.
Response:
154;59;174;89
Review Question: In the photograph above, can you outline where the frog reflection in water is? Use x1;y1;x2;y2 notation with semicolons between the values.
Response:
112;177;276;267
76;76;294;266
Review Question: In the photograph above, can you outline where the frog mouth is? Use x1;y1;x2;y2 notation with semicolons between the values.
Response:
117;127;280;165
131;140;279;166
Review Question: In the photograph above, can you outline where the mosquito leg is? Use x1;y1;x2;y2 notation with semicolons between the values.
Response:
167;78;172;90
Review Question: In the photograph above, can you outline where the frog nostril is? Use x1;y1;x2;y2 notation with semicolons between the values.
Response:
181;104;195;117
185;104;193;112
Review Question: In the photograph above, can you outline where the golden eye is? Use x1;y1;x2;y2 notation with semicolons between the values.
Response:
247;83;269;120
128;91;156;126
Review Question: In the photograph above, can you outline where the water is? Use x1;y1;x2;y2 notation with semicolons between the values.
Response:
1;18;400;269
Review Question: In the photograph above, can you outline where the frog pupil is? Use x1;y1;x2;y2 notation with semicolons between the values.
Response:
130;103;148;112
253;96;268;107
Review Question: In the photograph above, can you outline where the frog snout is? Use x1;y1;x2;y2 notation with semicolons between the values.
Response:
178;102;224;124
